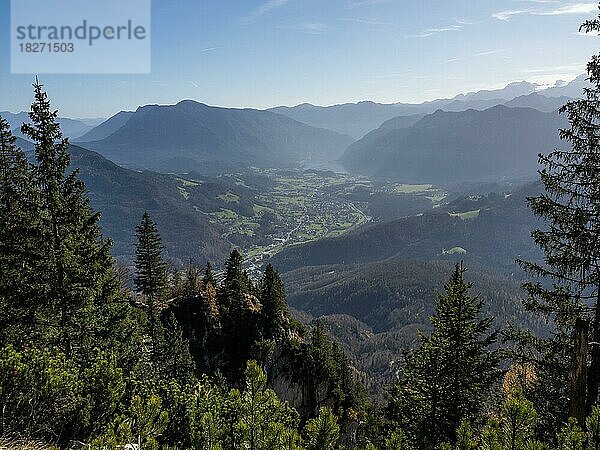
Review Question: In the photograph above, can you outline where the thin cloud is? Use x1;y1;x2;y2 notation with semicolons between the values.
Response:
474;49;503;57
493;9;534;20
517;62;587;84
443;49;504;64
290;22;330;34
406;24;464;38
521;62;587;74
536;3;598;15
246;0;291;21
349;0;392;8
493;2;597;20
341;17;387;26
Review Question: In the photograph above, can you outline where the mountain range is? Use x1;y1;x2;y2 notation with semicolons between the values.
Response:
2;111;104;139
3;75;585;181
269;75;586;139
16;138;236;266
80;100;354;173
340;105;568;183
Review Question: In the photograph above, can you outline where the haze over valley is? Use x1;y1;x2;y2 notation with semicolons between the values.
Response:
2;2;600;448
7;74;577;378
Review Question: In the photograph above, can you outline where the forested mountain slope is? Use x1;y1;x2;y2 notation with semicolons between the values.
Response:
82;100;354;173
341;106;566;183
271;181;543;275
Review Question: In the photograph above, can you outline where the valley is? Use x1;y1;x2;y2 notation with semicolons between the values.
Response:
175;167;448;275
2;2;599;448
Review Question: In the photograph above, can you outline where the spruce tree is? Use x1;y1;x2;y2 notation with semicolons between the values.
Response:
133;212;175;381
260;263;288;339
0;116;41;345
203;261;216;288
219;251;262;379
389;263;499;448
19;81;128;357
516;8;600;420
219;249;252;310
134;212;168;301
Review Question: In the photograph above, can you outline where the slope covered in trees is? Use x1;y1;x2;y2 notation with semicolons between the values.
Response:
0;84;369;448
282;258;546;383
0;7;599;450
341;106;567;183
272;182;543;275
82;100;354;174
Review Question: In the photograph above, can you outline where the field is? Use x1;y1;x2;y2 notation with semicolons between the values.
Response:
177;168;448;274
449;209;481;220
207;169;376;272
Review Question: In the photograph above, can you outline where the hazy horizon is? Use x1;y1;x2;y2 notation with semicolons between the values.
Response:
0;73;586;120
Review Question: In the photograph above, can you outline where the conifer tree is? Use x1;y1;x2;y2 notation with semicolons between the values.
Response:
500;394;538;450
218;250;259;378
557;418;585;450
19;81;128;357
389;263;499;448
0;117;41;345
159;314;195;384
170;260;221;375
183;261;200;296
234;360;301;449
134;212;168;301
516;8;600;420
260;264;288;339
587;407;600;450
203;261;216;288
304;407;340;450
219;249;252;309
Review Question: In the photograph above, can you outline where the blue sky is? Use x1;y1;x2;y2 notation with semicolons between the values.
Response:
0;0;598;117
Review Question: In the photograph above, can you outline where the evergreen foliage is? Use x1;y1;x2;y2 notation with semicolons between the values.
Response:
135;211;168;301
512;4;600;429
0;117;41;346
260;263;289;339
0;7;598;449
389;263;499;448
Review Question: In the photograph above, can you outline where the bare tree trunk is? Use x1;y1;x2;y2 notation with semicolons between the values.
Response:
571;317;589;425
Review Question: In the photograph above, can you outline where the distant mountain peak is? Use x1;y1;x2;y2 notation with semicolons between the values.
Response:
506;80;539;88
341;104;567;183
176;99;211;108
80;101;354;173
